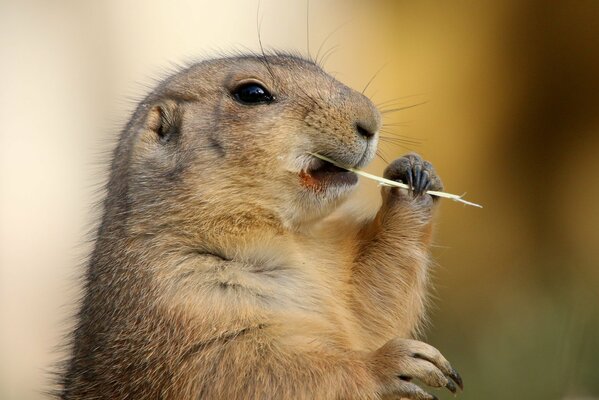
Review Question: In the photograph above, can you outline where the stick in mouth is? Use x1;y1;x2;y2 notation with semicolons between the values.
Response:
308;152;482;208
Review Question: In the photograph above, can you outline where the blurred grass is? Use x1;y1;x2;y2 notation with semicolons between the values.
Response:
429;274;599;399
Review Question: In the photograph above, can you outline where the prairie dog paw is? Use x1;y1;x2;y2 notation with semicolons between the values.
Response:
383;154;443;202
371;338;462;400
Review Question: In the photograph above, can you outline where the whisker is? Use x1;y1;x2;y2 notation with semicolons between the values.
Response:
380;101;429;114
375;149;389;164
382;122;412;127
380;130;423;145
306;0;311;60
315;23;348;66
378;139;418;151
375;93;428;108
379;139;422;149
256;1;278;85
319;44;340;67
362;63;388;95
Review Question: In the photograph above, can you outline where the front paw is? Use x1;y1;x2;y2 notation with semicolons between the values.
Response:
383;154;443;201
371;338;463;400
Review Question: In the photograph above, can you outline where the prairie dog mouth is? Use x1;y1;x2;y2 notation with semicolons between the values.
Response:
298;156;358;190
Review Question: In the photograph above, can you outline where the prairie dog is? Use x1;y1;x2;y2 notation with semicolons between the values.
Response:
58;53;462;399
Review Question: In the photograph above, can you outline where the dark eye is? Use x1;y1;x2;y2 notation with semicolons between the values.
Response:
232;82;274;105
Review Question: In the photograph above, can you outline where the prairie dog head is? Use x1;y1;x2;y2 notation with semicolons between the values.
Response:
115;54;380;245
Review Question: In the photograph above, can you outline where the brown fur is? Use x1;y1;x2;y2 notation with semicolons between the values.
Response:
58;53;460;399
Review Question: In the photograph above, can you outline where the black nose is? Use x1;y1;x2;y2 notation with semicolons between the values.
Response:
356;122;376;139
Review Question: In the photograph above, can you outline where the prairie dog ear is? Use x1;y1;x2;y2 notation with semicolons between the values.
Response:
141;99;182;145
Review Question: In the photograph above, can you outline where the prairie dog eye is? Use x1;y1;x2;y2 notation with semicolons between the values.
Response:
232;82;274;105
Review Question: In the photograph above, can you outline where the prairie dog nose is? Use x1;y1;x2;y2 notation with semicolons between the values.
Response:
356;121;376;138
353;99;381;140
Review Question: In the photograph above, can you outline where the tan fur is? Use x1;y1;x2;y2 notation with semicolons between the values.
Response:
58;53;460;399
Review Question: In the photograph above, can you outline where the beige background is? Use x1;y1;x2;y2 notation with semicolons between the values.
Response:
1;1;598;399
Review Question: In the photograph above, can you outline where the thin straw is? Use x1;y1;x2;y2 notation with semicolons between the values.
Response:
308;152;482;208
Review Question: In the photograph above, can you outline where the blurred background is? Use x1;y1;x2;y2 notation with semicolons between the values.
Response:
1;1;598;399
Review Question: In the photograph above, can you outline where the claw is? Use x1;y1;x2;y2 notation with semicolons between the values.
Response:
449;369;463;390
412;352;463;391
422;179;432;194
417;169;429;196
445;379;457;394
413;164;422;194
405;168;414;191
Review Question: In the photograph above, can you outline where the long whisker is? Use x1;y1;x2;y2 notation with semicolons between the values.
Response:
378;140;417;153
256;1;278;85
379;130;422;141
379;137;418;146
375;149;389;164
319;44;340;68
375;93;429;108
362;63;388;95
380;101;429;114
315;23;348;66
306;0;311;60
382;122;412;127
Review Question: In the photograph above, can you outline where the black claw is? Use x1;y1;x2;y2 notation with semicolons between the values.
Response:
413;164;422;194
418;170;429;195
430;394;439;400
445;379;457;394
422;179;432;194
449;369;463;390
405;168;414;191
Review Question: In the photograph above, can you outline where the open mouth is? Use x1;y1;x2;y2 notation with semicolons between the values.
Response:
299;157;358;190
